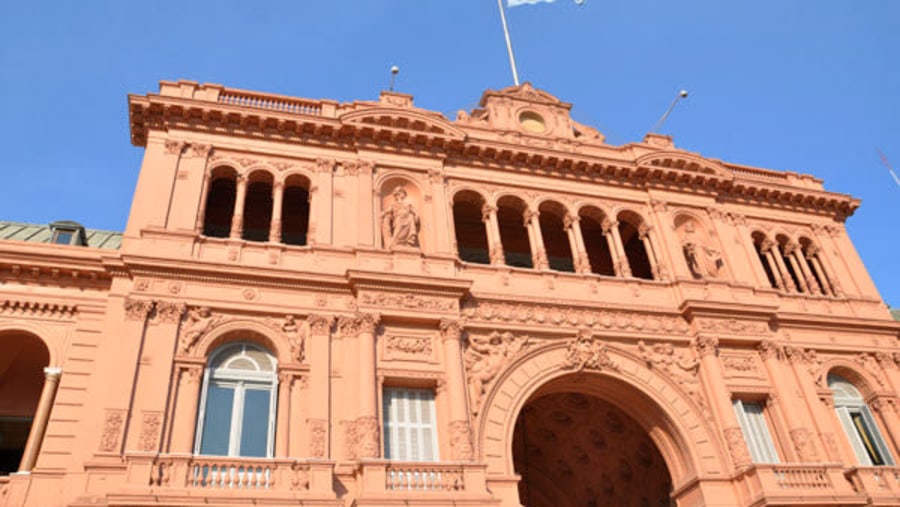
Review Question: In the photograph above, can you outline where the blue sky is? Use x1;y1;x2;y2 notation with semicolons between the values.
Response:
1;1;897;306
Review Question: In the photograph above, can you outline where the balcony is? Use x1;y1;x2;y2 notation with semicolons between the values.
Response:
845;466;900;506
354;459;497;506
735;463;866;505
109;454;338;506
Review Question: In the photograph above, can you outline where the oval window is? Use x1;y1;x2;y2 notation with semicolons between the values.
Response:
519;111;546;133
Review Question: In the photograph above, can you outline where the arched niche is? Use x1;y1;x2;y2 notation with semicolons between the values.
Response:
378;177;425;251
452;189;490;264
673;213;724;280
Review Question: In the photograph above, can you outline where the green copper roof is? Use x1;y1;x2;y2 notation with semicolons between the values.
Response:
892;308;900;322
0;221;122;249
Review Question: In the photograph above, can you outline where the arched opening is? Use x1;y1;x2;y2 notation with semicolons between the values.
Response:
538;201;574;272
578;207;615;276
513;381;674;507
618;212;654;280
752;232;778;288
202;167;237;238
0;333;50;475
242;171;274;242
453;191;490;264
497;196;533;269
282;174;311;246
827;372;894;466
776;235;803;293
800;237;829;295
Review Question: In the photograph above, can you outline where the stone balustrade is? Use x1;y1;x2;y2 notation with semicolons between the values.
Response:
355;460;493;505
735;463;863;505
845;466;900;505
218;90;324;116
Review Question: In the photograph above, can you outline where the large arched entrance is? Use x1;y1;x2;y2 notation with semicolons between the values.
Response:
0;332;50;474
513;378;673;507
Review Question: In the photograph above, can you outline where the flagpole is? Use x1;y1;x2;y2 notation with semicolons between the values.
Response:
497;0;521;86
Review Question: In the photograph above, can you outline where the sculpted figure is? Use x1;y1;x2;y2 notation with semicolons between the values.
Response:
381;186;420;249
179;307;221;354
680;221;723;279
465;332;528;413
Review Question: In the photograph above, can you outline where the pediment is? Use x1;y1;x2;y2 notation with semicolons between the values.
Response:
340;108;466;141
635;151;733;179
479;82;571;109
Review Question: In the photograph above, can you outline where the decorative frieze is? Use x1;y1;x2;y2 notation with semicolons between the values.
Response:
448;420;474;461
308;419;328;458
384;334;433;360
359;292;455;313
153;301;185;324
0;299;77;318
723;426;752;467
308;314;334;335
98;410;126;453
561;329;619;372
695;317;769;335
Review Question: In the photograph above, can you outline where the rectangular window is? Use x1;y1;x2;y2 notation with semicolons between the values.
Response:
383;387;438;461
836;406;894;466
733;399;780;463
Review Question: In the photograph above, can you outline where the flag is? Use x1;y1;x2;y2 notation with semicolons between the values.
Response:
508;0;583;6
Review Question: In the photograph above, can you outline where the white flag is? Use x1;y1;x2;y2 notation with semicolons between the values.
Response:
508;0;556;6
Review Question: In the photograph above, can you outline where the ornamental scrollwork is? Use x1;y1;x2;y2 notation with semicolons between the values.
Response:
124;298;154;321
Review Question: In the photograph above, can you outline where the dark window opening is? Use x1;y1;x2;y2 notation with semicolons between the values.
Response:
498;205;532;269
242;181;273;242
282;186;310;246
203;178;236;238
453;200;489;264
539;210;574;272
620;221;654;280
579;215;615;276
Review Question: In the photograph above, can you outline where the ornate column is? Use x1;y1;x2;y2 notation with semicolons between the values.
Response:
355;313;381;458
306;314;333;458
770;244;798;292
639;223;661;280
440;320;474;461
806;245;836;296
758;341;817;461
760;239;788;291
269;181;285;243
169;364;204;454
564;214;590;274
693;335;752;468
783;242;811;293
870;398;900;455
275;372;293;457
482;204;505;266
782;346;836;461
788;244;820;295
605;219;631;277
524;209;548;269
229;174;248;239
18;367;62;472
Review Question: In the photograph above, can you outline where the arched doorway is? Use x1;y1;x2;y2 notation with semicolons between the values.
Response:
0;332;50;474
513;378;673;507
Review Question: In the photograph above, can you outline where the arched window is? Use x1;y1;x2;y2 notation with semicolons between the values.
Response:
282;175;311;246
0;333;49;474
618;213;654;280
828;373;894;466
242;172;274;242
578;207;615;276
453;191;490;264
538;201;574;272
497;196;533;269
202;169;237;238
195;343;277;458
752;232;779;289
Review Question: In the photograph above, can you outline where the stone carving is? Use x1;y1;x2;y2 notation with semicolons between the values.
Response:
439;319;462;342
315;158;335;173
0;299;77;318
99;410;125;452
758;340;783;361
186;143;212;158
381;185;420;249
692;336;719;357
290;463;310;491
139;412;162;452
124;298;154;321
697;317;768;335
638;340;707;417
561;329;619;372
783;346;822;380
449;420;474;461
178;307;222;354
360;292;455;312
723;426;752;468
309;419;327;458
154;301;185;324
347;416;380;459
269;315;304;362
789;427;819;461
164;140;185;154
464;331;530;415
721;354;760;375
855;353;887;389
308;314;334;335
385;335;432;356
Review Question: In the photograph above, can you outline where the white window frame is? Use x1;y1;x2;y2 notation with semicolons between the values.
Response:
733;399;780;463
383;387;440;462
194;343;278;457
829;374;894;466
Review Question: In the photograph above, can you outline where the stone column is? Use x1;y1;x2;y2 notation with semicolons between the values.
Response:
565;214;589;274
639;224;661;280
229;174;248;239
18;367;62;472
789;244;820;295
600;219;624;277
269;181;284;243
606;219;631;277
169;364;204;454
693;335;752;468
428;169;453;254
524;209;548;269
758;341;817;461
357;161;375;247
760;240;788;291
770;244;798;292
482;204;505;266
805;245;835;296
306;315;333;458
194;171;211;232
275;372;293;457
440;320;474;461
355;313;381;458
784;242;810;293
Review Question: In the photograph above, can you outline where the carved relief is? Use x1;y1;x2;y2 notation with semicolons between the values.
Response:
0;299;77;318
385;334;433;359
637;340;706;415
449;420;474;461
464;331;530;415
139;412;162;452
439;319;462;342
381;185;420;249
178;307;222;355
696;317;769;335
789;427;819;461
721;353;762;377
124;298;154;321
360;292;455;312
269;315;305;363
758;340;783;361
154;301;185;324
723;426;752;468
783;346;823;380
164;140;185;155
308;419;327;458
561;329;619;372
855;353;887;389
347;416;380;459
98;410;126;452
692;336;719;357
308;314;334;335
290;463;310;491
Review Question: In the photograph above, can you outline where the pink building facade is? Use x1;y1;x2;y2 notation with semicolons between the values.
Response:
1;80;899;506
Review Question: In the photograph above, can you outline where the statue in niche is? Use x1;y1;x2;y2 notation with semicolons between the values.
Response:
680;220;723;279
381;185;420;249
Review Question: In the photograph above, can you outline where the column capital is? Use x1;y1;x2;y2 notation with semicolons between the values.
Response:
523;209;538;224
758;340;783;361
563;213;579;230
481;204;497;222
760;238;775;253
439;320;463;342
308;314;335;335
601;218;618;234
124;298;154;321
638;223;652;239
693;335;719;357
356;313;381;334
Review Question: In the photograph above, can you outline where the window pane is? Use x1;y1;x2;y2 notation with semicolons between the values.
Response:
200;384;235;455
240;388;271;457
852;412;885;465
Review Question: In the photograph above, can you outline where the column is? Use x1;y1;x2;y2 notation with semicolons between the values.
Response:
761;240;789;291
758;341;817;461
269;181;284;243
565;214;589;274
18;367;62;472
791;245;821;295
194;172;211;232
306;314;334;458
440;321;474;461
639;224;661;280
806;245;835;296
428;169;453;254
356;313;380;458
693;335;752;468
275;372;293;457
782;346;835;462
357;161;375;247
169;364;204;454
483;204;505;266
784;242;810;293
524;209;548;269
606;219;632;277
770;246;797;292
600;219;623;276
229;174;248;239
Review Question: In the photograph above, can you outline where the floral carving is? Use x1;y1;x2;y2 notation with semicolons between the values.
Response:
139;412;162;452
723;426;752;468
439;320;463;342
124;298;154;321
758;340;783;361
315;158;335;173
98;410;126;452
308;314;334;335
636;340;707;412
464;331;530;415
309;419;327;458
561;329;619;372
164;140;185;155
783;346;822;379
360;292;455;312
186;143;212;158
178;307;222;354
449;420;474;461
385;335;432;357
697;318;768;335
692;336;719;357
721;354;760;375
789;427;819;461
347;416;380;459
855;353;887;389
154;301;185;324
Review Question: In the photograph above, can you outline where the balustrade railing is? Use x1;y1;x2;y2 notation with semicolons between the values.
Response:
736;463;860;505
356;459;488;499
218;91;322;116
771;465;831;489
385;463;464;492
845;466;900;500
